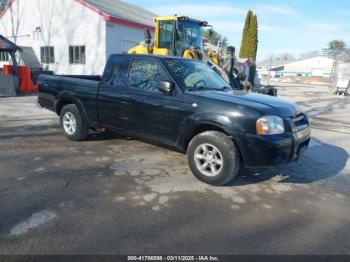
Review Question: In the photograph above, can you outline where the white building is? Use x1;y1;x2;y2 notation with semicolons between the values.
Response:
280;56;333;77
0;0;155;75
257;58;296;78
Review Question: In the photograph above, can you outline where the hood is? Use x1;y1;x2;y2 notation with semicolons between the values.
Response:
189;90;301;117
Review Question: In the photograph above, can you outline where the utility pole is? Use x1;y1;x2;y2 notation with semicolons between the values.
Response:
329;56;338;93
267;56;272;86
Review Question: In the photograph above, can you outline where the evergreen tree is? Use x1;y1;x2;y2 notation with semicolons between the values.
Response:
203;29;222;46
239;10;253;58
239;10;259;60
248;14;258;61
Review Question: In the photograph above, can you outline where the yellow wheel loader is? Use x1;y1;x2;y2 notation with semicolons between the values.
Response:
128;16;231;81
128;16;210;60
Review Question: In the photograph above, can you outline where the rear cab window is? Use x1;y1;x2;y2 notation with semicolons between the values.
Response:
103;55;130;87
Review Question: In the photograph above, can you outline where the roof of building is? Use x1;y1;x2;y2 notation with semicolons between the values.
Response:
283;56;333;67
257;58;297;67
1;0;156;30
81;0;156;28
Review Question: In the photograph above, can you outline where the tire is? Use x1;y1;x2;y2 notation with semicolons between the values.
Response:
60;104;89;141
187;131;241;186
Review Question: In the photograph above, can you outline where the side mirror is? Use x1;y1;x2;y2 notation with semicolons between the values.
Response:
158;81;174;95
144;29;152;44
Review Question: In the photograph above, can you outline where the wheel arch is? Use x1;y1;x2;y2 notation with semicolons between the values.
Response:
178;115;247;166
55;97;90;125
183;123;228;151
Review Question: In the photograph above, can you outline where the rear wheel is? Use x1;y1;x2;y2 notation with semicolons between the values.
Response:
187;131;241;186
60;104;89;141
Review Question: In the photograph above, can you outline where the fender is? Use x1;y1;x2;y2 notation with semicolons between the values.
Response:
176;112;246;151
54;93;91;125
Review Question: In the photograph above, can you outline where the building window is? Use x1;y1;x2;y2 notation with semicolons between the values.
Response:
0;51;9;61
40;46;55;64
69;46;85;64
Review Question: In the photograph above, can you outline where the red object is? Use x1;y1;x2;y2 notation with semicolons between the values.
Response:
3;65;38;93
3;65;12;75
1;0;155;31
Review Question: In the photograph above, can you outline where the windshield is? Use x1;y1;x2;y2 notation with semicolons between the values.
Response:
175;21;203;56
164;58;230;91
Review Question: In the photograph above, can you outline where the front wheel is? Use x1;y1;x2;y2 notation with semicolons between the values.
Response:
187;131;241;186
60;104;89;141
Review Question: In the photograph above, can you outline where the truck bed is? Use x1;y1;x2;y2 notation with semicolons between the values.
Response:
38;74;100;89
37;74;100;114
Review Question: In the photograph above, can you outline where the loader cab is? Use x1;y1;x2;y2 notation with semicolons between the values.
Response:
154;16;207;57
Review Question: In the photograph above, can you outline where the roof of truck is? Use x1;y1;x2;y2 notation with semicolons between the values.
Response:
110;53;203;62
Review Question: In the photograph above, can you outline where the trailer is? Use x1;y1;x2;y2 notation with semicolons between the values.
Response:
333;64;350;95
335;79;349;95
0;35;22;97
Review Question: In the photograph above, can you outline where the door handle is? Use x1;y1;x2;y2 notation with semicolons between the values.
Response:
119;95;130;100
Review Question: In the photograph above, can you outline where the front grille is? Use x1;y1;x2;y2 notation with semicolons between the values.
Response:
291;113;309;131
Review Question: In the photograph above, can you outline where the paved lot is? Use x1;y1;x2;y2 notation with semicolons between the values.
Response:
0;85;349;255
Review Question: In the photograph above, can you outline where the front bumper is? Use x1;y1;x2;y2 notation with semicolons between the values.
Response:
240;126;311;168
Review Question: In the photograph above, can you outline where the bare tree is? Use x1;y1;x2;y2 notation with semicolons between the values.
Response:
300;50;320;59
279;53;295;60
345;49;350;63
323;40;347;89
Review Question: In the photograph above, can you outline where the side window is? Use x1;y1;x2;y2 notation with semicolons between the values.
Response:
127;59;168;93
103;57;129;87
158;21;174;53
105;64;123;86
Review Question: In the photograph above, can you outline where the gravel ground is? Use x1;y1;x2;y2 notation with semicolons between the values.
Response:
0;85;349;255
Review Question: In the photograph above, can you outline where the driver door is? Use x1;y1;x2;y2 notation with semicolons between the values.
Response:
124;58;183;145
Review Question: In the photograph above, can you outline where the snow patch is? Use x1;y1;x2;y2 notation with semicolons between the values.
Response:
10;210;57;236
34;167;45;172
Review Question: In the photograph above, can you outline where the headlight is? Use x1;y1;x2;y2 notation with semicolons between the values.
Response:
256;116;285;135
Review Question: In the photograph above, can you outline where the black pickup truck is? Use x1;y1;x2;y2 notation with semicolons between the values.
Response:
38;54;310;186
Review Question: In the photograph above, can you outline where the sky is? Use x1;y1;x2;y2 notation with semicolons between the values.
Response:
127;0;350;61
